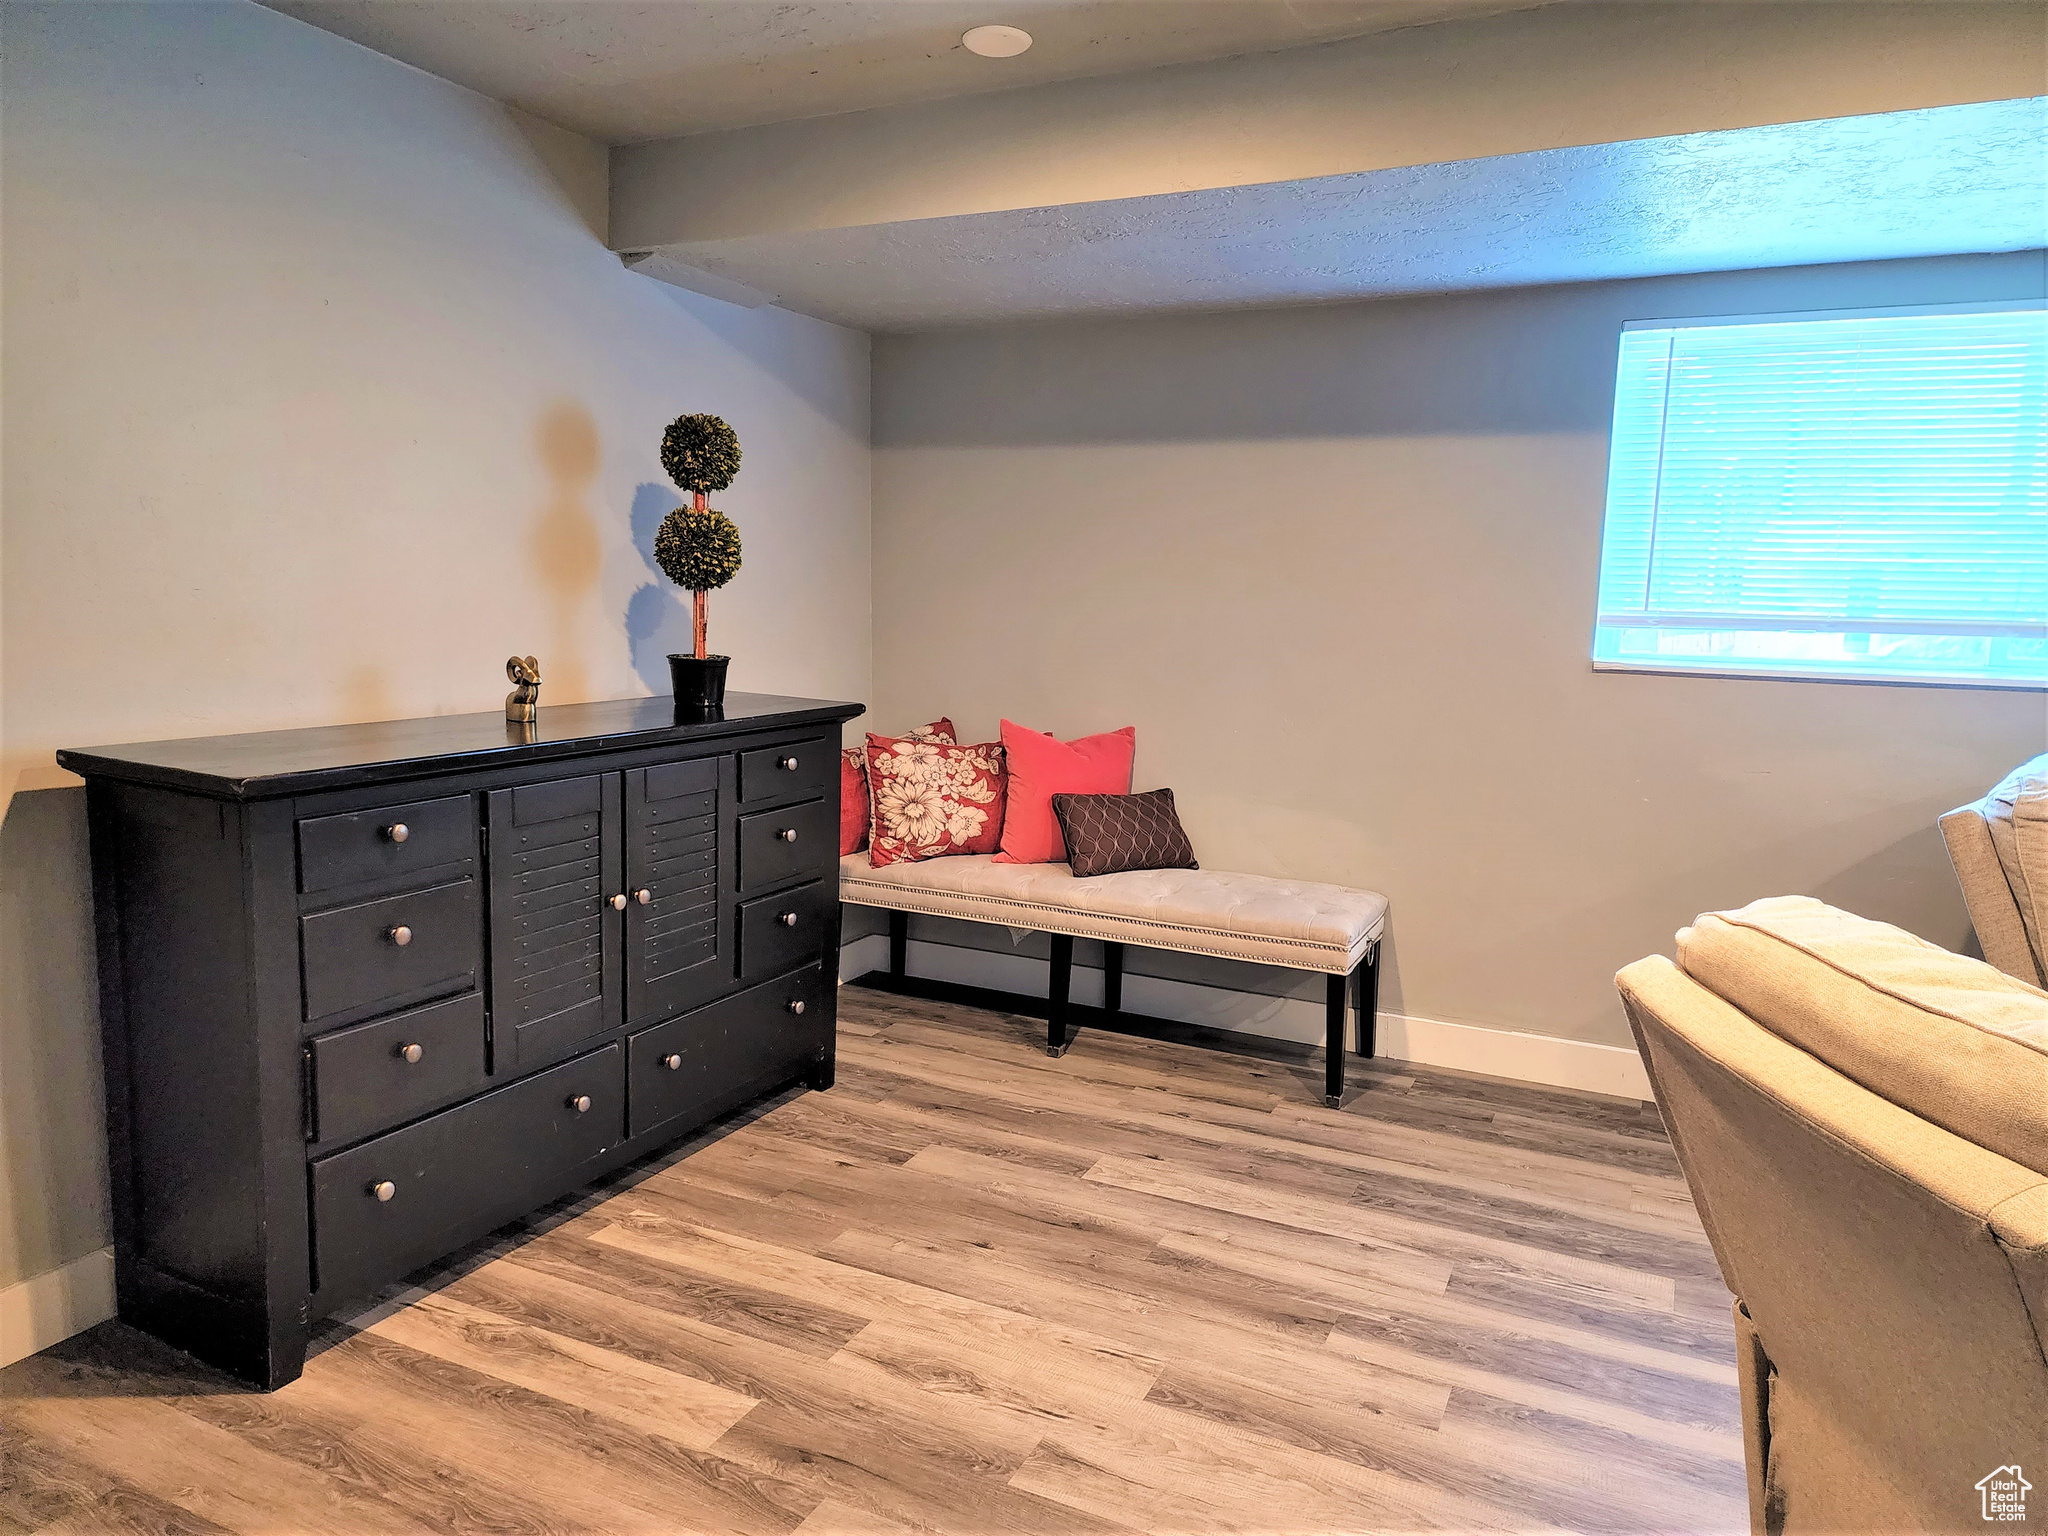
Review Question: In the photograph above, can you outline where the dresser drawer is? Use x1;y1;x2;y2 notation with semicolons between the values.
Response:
298;795;475;896
738;878;832;985
738;738;833;808
628;967;828;1138
737;797;835;894
307;992;488;1148
310;1045;621;1303
301;878;482;1026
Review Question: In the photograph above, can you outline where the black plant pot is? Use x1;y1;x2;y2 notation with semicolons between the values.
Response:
668;653;730;711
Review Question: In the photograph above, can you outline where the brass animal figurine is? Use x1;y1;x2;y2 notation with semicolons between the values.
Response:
505;655;542;723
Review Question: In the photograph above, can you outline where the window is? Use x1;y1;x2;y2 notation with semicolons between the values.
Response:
1592;301;2047;688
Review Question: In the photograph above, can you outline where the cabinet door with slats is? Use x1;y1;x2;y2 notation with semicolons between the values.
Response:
487;773;622;1073
624;756;732;1026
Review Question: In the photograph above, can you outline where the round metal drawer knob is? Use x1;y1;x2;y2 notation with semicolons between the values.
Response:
787;999;806;1016
635;888;652;905
778;756;799;771
610;893;627;911
663;1053;682;1070
398;1042;424;1064
387;924;413;947
778;828;799;843
371;1180;396;1202
568;1094;592;1114
779;911;799;927
383;823;410;844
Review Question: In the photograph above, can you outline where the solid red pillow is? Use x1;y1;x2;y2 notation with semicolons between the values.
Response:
865;734;1006;866
994;721;1137;864
841;718;955;856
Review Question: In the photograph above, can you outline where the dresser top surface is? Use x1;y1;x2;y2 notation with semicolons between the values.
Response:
57;692;866;800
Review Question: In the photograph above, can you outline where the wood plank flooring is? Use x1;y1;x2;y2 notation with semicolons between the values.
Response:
2;989;1745;1536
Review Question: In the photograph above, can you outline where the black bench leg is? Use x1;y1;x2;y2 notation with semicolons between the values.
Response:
889;909;907;979
1102;942;1123;1016
1325;972;1347;1108
1356;942;1379;1060
1048;934;1075;1057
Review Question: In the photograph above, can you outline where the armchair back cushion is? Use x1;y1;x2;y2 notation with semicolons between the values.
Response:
1677;896;2048;1176
1941;800;2041;985
1983;753;2048;967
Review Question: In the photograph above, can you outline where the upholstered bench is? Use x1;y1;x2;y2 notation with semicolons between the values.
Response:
839;852;1387;1105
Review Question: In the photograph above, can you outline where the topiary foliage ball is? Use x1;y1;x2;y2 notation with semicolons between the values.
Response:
660;413;741;494
654;506;743;592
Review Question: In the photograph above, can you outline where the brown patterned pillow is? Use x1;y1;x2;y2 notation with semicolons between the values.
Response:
1050;789;1198;878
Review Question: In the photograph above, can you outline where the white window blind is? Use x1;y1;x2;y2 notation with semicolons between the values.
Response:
1593;301;2047;687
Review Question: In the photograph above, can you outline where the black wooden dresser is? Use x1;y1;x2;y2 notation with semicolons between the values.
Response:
57;691;863;1388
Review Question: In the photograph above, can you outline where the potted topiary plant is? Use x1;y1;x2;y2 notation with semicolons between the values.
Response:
653;412;743;709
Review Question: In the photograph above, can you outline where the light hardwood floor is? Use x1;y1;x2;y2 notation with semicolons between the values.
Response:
2;989;1746;1536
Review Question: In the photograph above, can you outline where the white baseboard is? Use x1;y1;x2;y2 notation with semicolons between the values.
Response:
1376;1012;1652;1100
840;935;1652;1101
1;1247;115;1368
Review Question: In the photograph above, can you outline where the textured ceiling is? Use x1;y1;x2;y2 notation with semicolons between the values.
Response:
633;98;2048;331
258;0;1537;143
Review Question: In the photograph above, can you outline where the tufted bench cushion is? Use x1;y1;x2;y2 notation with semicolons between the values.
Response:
839;852;1386;975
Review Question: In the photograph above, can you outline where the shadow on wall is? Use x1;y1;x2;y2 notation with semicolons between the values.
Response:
645;286;868;439
1813;820;1978;952
530;401;603;703
624;481;693;693
1492;795;1985;1043
0;785;111;1289
871;283;1625;449
869;256;2039;450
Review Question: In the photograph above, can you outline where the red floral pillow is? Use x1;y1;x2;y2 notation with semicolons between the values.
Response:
841;719;955;856
865;733;1006;866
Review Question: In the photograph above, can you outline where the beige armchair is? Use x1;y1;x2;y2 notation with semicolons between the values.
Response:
1942;754;2048;987
1617;897;2048;1535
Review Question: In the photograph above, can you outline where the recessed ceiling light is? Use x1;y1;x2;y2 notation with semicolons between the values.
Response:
962;24;1033;58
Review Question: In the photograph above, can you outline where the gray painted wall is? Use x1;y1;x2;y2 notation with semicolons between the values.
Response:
869;252;2048;1049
